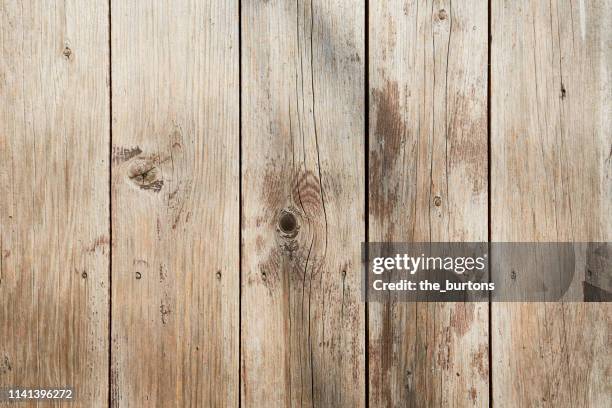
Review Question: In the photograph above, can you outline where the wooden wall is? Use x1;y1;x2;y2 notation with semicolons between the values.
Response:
0;0;609;407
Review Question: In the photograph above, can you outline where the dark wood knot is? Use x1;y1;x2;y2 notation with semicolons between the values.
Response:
127;159;164;192
278;210;299;238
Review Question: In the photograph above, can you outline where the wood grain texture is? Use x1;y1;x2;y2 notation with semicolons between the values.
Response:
110;0;239;406
240;0;365;406
2;1;611;406
0;0;110;406
491;0;611;406
368;1;489;406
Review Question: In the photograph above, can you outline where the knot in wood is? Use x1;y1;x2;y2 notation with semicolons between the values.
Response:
277;210;299;238
438;9;447;20
127;159;163;192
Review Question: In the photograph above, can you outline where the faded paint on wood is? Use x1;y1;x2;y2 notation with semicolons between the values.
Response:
368;0;489;406
491;0;611;406
0;0;110;406
110;0;239;406
241;0;365;406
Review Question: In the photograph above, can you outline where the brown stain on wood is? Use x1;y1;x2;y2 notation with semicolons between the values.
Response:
471;343;489;380
112;146;143;164
370;80;405;222
88;235;110;254
448;91;488;195
261;167;285;213
437;327;454;370
377;303;396;405
449;303;475;337
373;81;405;160
469;386;478;404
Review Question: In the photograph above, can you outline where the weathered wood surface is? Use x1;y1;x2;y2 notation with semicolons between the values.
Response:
1;0;611;406
0;0;110;406
491;0;611;406
110;0;239;406
241;0;365;406
368;1;489;406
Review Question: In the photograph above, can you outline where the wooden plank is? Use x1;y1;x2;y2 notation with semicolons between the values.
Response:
240;0;365;406
0;0;110;406
110;0;239;406
491;0;611;406
368;1;489;406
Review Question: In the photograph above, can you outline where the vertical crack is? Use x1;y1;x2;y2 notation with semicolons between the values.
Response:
444;1;452;235
238;0;243;404
107;0;114;405
487;0;493;406
364;0;370;405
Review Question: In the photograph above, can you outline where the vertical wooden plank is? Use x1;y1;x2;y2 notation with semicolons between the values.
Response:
111;0;239;406
491;0;611;406
241;0;365;406
368;1;489;406
0;0;109;406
